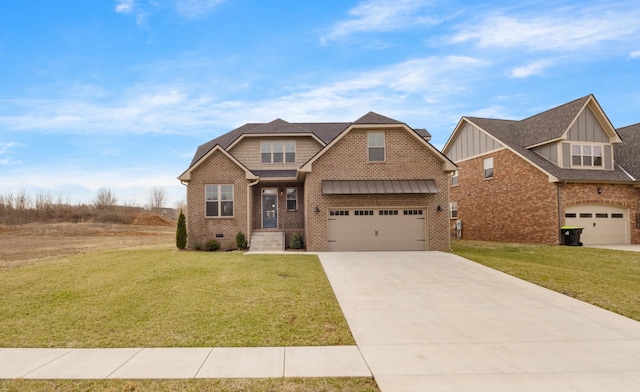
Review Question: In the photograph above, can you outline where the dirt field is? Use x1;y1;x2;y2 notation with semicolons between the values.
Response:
0;214;175;268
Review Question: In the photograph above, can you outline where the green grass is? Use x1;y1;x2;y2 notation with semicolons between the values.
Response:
452;240;640;321
0;249;354;348
0;378;379;392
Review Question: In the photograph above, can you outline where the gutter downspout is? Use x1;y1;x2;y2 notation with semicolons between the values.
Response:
247;178;260;248
557;181;565;245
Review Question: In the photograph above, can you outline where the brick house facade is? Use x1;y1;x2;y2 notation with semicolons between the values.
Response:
444;95;640;245
179;113;456;252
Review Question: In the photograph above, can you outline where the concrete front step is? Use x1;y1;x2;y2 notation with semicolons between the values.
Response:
250;232;284;252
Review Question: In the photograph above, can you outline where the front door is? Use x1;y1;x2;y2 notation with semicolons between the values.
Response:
262;189;278;229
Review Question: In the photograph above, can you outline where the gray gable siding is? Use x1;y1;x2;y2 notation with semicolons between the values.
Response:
446;123;503;162
533;143;559;165
566;107;609;143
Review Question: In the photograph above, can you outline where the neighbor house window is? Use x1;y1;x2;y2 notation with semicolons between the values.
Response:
205;184;234;217
261;141;296;163
368;132;385;162
451;171;459;186
483;157;494;179
449;202;458;219
286;188;297;211
571;144;603;167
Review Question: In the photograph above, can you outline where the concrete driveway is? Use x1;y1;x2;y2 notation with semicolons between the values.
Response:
319;251;640;392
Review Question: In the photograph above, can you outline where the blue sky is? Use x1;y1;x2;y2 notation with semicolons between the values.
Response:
1;0;639;207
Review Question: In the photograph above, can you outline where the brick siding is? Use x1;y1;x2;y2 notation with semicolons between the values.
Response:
451;148;640;244
186;150;250;250
304;127;451;252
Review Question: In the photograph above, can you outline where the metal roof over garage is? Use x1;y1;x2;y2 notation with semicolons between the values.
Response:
322;179;440;195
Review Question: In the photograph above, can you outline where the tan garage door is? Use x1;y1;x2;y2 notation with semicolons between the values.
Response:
327;208;426;251
565;205;629;245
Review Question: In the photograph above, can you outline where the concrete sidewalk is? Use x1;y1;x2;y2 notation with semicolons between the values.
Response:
0;346;371;379
319;251;640;392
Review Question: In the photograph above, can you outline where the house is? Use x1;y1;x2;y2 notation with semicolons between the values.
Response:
442;94;640;245
178;112;457;252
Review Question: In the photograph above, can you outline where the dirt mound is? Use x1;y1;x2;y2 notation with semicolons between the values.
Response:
131;213;175;227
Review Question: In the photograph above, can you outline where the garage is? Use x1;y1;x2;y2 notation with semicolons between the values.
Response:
328;208;426;251
565;205;629;245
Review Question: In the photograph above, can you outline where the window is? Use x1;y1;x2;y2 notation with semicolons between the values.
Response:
329;210;349;216
355;210;374;216
403;209;423;215
451;171;459;186
379;210;398;215
580;213;593;218
571;143;604;168
261;141;296;163
368;132;385;162
286;188;297;211
612;213;624;218
449;202;458;219
205;184;234;217
596;213;608;218
483;157;494;179
565;213;577;218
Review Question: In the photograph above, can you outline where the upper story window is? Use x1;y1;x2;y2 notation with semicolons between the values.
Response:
205;184;234;217
261;141;296;164
483;157;494;179
571;143;603;168
451;170;459;186
368;132;385;162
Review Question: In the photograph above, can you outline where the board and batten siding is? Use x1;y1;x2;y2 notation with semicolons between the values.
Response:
446;123;503;162
565;107;610;143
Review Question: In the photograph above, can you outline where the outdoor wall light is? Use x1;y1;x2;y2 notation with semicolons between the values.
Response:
314;206;320;213
597;187;603;195
437;205;443;212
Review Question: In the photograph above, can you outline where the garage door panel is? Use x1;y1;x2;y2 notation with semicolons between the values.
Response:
565;205;629;245
328;209;426;251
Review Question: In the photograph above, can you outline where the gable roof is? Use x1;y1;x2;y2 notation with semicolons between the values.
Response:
186;111;438;171
447;95;634;183
615;123;640;180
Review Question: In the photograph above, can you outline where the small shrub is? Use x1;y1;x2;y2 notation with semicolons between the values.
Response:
176;210;187;250
192;241;204;251
290;233;303;249
205;239;220;251
236;231;247;250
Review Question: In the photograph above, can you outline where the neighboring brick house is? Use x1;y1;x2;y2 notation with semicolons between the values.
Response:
179;112;457;252
442;94;640;245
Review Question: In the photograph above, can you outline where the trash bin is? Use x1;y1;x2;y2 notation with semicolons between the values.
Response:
561;226;583;246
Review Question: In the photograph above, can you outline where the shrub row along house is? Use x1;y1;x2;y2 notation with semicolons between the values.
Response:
178;112;456;251
443;94;640;246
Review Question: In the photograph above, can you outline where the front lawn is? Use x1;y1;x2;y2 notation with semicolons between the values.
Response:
452;240;640;322
0;249;353;348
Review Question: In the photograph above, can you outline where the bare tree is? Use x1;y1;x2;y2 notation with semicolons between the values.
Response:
93;188;118;208
147;187;168;210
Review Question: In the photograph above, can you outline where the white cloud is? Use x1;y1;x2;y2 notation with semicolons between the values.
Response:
0;56;488;137
115;0;136;14
509;59;553;78
450;6;640;53
0;142;21;165
630;50;640;58
175;0;227;18
321;0;439;43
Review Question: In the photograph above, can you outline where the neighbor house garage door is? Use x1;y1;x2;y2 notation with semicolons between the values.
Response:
565;205;629;245
327;208;426;251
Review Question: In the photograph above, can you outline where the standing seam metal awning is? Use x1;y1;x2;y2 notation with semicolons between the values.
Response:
321;180;440;194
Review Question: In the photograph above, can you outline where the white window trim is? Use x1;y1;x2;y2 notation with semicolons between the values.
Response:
570;142;605;169
368;131;386;162
261;141;296;164
483;157;494;180
286;187;298;211
449;202;458;219
205;184;234;218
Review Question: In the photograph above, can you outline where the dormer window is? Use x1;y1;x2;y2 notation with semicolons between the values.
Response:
571;143;603;168
261;141;296;164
